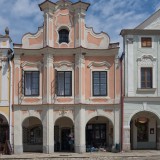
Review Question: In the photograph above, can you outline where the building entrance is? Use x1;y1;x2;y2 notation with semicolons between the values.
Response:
0;114;9;153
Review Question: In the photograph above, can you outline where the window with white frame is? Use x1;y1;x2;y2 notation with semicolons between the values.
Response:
141;67;152;89
58;29;69;44
141;37;152;48
137;55;156;90
92;71;107;96
24;71;39;96
57;71;72;96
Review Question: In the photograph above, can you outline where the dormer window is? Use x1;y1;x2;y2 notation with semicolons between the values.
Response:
59;29;69;44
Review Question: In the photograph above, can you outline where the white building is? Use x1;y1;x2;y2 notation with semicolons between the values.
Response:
121;10;160;150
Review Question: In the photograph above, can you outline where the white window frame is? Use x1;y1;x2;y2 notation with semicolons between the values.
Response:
137;55;156;90
87;61;111;100
21;61;43;98
91;69;109;98
139;36;154;49
54;61;74;98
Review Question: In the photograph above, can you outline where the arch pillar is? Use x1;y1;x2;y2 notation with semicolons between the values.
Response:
43;107;54;153
74;106;86;153
14;109;23;154
123;126;131;151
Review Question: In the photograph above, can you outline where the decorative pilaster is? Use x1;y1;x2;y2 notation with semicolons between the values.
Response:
43;53;54;104
74;8;86;47
14;55;21;104
43;9;54;47
126;37;134;96
75;53;85;103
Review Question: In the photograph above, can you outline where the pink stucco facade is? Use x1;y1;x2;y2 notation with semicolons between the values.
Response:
13;0;120;154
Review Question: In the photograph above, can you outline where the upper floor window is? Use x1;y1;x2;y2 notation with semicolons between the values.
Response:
57;71;72;96
141;67;152;89
24;71;39;96
59;29;69;44
93;71;107;96
141;37;152;48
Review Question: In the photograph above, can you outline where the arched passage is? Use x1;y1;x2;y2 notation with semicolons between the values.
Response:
86;116;113;152
22;117;43;152
130;111;159;150
54;117;74;152
0;114;9;152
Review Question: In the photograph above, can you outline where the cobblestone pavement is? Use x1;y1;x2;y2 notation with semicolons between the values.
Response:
1;157;160;160
1;151;160;160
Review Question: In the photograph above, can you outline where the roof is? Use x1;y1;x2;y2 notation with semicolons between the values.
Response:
135;9;160;29
39;0;90;11
120;29;160;36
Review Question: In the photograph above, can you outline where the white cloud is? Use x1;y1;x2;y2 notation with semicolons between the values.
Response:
0;0;160;45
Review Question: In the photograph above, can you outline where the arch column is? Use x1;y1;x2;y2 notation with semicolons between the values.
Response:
14;108;23;154
43;107;54;153
74;106;86;153
123;126;131;151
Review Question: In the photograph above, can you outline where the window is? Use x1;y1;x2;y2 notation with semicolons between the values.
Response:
93;71;107;96
141;37;152;47
24;71;39;96
59;29;69;44
141;68;152;88
57;71;72;96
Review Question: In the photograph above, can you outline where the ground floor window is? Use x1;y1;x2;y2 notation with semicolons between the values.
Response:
23;125;43;145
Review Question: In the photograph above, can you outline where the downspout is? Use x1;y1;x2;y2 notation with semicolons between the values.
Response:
9;59;13;148
120;37;125;151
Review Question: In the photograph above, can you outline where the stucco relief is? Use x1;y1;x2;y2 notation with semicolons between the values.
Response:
87;61;111;69
137;54;157;66
54;107;74;124
85;109;114;125
21;61;43;70
21;109;42;122
54;60;74;70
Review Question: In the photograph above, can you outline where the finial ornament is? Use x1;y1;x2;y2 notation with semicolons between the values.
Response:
5;27;9;35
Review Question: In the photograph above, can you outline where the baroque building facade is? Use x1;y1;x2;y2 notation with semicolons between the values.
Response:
0;28;13;152
13;0;120;154
121;10;160;150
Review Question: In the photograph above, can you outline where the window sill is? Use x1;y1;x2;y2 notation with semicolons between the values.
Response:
137;88;156;92
23;96;42;98
89;96;110;100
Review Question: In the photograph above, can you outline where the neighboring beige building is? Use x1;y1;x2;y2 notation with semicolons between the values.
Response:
121;10;160;150
0;28;13;152
13;0;121;154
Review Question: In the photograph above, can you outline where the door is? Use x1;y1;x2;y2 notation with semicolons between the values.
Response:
61;128;70;151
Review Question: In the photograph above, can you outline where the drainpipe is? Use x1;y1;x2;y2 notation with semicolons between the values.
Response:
120;51;125;152
9;59;13;148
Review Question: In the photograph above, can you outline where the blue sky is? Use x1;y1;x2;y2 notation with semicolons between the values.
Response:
0;0;160;46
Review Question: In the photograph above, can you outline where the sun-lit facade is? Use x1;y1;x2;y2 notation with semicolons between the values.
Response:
121;9;160;150
0;28;13;153
13;0;120;154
